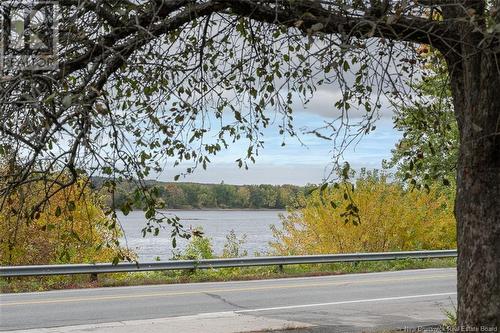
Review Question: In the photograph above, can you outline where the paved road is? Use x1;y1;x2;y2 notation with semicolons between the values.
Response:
0;268;457;332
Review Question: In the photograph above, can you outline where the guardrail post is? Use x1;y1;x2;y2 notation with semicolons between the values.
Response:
90;273;98;282
278;264;284;273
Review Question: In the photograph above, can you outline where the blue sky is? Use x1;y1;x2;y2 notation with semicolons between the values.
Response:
160;109;401;185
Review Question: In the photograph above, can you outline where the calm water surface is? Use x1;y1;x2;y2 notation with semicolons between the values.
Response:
118;210;286;261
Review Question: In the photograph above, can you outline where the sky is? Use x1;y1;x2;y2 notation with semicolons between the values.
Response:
158;93;402;186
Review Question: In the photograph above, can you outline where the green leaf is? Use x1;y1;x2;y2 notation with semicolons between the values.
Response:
234;111;242;121
70;230;81;241
306;186;318;195
343;61;350;72
62;95;72;108
341;162;351;179
67;201;76;211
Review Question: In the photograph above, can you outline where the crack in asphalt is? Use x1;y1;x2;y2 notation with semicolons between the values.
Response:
203;292;247;310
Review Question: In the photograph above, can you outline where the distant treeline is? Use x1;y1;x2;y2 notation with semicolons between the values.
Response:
93;178;315;209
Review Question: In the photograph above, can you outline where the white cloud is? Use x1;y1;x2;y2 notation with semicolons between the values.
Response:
293;83;396;120
155;117;401;185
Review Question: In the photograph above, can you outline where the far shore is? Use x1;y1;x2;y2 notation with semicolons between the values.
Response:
122;208;288;212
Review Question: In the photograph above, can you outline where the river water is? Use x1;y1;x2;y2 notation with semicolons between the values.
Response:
117;210;286;261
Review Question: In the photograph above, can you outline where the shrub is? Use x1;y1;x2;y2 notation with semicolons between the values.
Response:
270;172;456;255
222;229;248;258
173;228;214;260
0;178;131;265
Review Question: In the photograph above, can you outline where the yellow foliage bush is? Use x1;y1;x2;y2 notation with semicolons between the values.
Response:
271;172;456;255
0;178;132;265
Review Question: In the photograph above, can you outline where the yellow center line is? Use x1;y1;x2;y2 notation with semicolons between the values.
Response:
0;274;455;307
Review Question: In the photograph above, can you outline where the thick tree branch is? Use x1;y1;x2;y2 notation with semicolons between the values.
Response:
223;0;458;52
55;0;458;83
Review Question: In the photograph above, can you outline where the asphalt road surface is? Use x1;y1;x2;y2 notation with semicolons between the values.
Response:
0;268;457;332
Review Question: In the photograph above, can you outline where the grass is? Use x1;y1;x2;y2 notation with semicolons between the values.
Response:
442;304;458;328
0;257;456;293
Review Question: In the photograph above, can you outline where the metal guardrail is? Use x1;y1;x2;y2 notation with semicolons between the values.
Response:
0;250;456;278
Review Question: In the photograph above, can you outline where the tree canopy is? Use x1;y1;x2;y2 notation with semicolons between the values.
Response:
0;0;459;213
97;179;310;209
383;49;458;187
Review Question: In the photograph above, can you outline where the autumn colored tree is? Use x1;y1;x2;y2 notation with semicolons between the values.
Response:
271;170;456;255
0;176;130;266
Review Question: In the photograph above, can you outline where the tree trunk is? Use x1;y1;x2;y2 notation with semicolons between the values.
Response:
448;45;500;327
